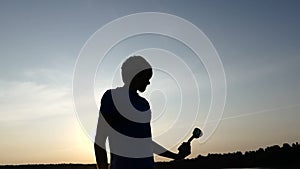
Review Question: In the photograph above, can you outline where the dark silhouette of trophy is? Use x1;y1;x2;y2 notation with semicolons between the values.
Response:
177;128;203;158
187;127;203;143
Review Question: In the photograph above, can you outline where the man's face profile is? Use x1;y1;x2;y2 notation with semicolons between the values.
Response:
130;69;152;92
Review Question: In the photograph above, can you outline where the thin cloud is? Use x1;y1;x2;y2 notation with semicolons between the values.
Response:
0;79;73;121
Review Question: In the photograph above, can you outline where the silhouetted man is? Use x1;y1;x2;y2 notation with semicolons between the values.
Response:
95;56;190;169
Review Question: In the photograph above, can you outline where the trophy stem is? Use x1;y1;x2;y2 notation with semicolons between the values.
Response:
187;136;194;143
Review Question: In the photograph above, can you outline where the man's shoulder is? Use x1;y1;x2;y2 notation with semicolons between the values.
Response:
101;89;112;100
102;88;119;98
101;87;150;110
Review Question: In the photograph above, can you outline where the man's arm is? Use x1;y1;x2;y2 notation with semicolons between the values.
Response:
152;141;190;160
94;114;109;169
94;90;113;169
94;142;108;169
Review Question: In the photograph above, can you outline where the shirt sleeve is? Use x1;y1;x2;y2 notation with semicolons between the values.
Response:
95;90;112;147
100;90;113;116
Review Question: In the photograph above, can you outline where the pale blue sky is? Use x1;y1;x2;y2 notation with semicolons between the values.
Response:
0;0;300;164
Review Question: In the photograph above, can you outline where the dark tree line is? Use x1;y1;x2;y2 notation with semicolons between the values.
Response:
0;164;95;169
1;142;299;169
156;142;300;168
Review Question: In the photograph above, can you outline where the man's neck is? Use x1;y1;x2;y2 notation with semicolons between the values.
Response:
122;84;137;94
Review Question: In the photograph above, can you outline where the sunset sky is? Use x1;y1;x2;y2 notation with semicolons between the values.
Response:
1;0;300;165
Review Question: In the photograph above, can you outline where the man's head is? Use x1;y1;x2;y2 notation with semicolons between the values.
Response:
121;56;152;92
